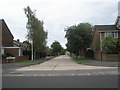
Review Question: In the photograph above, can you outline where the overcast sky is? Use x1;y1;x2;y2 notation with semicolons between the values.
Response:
0;0;119;48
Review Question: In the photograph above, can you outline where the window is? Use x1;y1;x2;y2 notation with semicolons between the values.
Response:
117;19;120;29
105;32;118;38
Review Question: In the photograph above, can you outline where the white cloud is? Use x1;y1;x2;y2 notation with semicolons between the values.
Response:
0;0;119;48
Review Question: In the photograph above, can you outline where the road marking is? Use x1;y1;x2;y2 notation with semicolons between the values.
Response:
72;74;75;76
3;71;119;77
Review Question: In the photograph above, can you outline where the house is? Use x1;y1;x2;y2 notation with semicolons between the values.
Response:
0;19;23;57
13;39;26;55
91;16;120;61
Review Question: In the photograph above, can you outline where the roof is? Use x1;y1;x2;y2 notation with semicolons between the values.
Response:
94;25;119;32
13;40;25;47
0;19;14;38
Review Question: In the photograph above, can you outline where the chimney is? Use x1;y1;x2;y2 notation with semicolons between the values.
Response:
17;39;20;42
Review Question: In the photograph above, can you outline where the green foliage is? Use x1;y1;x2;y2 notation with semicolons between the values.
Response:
70;55;91;63
65;23;93;55
51;41;63;56
2;54;7;59
102;36;120;54
46;46;52;56
5;53;14;57
60;49;66;55
24;6;47;53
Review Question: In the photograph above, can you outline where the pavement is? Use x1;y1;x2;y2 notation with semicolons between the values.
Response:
2;56;53;70
17;55;118;71
82;59;119;67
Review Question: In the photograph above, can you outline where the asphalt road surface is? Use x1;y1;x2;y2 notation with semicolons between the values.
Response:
2;55;119;88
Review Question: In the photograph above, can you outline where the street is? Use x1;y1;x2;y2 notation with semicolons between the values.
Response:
2;55;119;88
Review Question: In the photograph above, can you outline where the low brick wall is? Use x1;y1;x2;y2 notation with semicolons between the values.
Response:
96;52;119;61
102;54;119;61
2;56;29;63
15;56;29;61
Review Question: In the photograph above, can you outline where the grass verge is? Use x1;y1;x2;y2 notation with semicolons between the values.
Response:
70;55;91;63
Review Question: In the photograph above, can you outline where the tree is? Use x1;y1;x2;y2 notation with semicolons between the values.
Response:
23;40;31;51
24;6;47;59
46;46;52;56
65;23;93;57
102;36;120;54
51;41;63;56
60;49;66;55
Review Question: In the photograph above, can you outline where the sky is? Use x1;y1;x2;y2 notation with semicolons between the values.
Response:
0;0;119;48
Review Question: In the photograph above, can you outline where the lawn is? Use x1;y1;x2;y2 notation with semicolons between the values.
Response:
70;55;91;63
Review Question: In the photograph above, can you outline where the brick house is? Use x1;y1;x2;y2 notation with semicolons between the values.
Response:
0;19;23;57
91;16;120;61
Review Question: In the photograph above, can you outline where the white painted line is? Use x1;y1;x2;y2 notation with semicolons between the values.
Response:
72;74;75;76
48;74;52;76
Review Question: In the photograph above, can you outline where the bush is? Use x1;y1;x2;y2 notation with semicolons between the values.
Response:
5;53;14;57
102;36;120;54
2;54;7;59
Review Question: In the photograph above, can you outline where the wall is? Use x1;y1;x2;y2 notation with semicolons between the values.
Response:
0;20;2;49
15;56;29;61
95;52;119;61
4;48;19;57
2;56;29;63
91;30;100;51
118;31;120;41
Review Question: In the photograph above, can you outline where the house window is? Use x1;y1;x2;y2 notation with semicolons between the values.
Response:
105;32;118;38
117;19;120;29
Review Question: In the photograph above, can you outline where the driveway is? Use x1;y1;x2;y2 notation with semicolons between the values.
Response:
17;55;117;71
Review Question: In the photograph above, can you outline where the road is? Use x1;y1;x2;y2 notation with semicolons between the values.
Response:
2;55;119;88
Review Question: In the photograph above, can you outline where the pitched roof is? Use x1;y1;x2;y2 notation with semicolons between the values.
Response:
0;19;14;38
94;25;119;31
13;40;25;47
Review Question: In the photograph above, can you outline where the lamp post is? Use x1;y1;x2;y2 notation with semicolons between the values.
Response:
31;40;34;61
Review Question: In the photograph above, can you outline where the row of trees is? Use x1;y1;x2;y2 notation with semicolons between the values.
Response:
23;6;119;60
46;41;66;56
65;23;93;57
24;6;47;59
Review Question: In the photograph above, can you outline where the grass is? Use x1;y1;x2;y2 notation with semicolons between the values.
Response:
70;55;91;63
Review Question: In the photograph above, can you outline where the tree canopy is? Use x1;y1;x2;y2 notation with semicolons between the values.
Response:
51;41;63;56
65;23;93;56
24;6;47;53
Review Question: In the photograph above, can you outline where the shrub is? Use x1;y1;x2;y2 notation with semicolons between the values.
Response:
2;54;7;59
102;36;120;54
5;53;14;57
